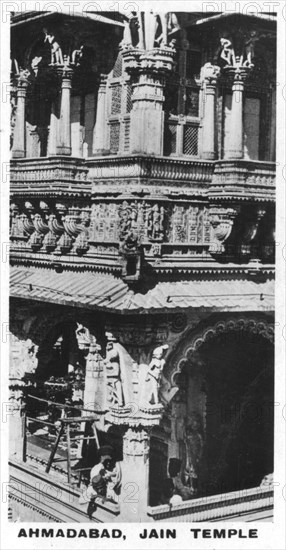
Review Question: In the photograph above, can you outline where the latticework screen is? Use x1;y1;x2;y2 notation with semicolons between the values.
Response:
124;119;130;152
183;124;199;156
111;85;122;115
110;122;120;153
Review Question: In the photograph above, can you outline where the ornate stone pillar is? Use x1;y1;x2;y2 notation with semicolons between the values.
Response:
83;339;104;412
56;60;73;155
11;69;30;158
92;74;108;155
224;63;252;159
9;336;38;457
122;47;175;155
119;428;150;522
201;63;220;160
47;99;59;156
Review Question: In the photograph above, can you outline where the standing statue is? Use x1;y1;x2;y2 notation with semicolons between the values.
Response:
139;344;169;407
103;333;125;407
243;31;261;67
43;28;64;65
183;415;204;493
131;11;179;50
147;204;164;241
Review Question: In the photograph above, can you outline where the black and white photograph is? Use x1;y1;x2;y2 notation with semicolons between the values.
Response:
1;2;285;548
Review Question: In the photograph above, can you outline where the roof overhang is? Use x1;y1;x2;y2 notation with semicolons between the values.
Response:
191;12;276;27
11;11;124;28
10;265;274;315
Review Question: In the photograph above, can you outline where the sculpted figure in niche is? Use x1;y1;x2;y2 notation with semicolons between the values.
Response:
104;333;124;407
139;344;169;407
183;414;204;494
71;46;84;66
132;11;179;50
147;204;164;241
243;31;261;66
43;29;64;65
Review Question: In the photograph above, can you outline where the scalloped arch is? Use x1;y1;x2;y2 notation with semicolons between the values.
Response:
169;316;274;386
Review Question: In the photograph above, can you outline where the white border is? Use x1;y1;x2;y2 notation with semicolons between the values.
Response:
1;2;285;549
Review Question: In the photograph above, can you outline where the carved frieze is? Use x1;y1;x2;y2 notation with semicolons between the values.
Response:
169;205;211;244
90;203;119;242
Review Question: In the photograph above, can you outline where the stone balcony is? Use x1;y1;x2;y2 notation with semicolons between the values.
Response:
209;160;276;202
9;458;273;523
10;156;90;198
148;485;274;522
86;155;214;197
10;155;276;200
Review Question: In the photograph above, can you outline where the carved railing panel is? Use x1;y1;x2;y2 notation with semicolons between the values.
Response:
209;160;275;201
10;157;90;196
148;485;273;522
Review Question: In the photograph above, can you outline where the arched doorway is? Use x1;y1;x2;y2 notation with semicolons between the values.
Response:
199;331;274;495
164;317;274;499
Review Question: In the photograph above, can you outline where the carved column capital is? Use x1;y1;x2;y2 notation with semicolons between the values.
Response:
201;62;221;88
123;427;150;460
16;68;31;91
56;58;74;82
122;46;176;79
223;61;253;86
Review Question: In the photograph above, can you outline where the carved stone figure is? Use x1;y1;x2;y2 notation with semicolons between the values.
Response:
139;344;169;407
75;323;91;350
130;11;179;50
10;337;38;380
31;56;43;76
183;415;204;492
244;31;260;66
44;29;64;65
147;204;164;241
220;38;235;66
119;201;138;240
71;46;84;66
104;333;124;407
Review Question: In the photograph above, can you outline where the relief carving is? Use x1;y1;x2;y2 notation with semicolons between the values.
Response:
170;205;211;245
183;414;204;493
90;203;119;243
138;344;169;408
103;332;133;409
10;337;38;381
146;204;165;241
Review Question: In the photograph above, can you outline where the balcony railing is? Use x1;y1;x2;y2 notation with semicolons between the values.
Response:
10;155;275;199
9;458;273;523
10;156;90;196
209;160;276;201
9;458;119;523
85;154;214;186
148;485;273;522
